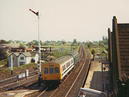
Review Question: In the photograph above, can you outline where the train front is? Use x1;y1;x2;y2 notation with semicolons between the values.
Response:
41;62;61;82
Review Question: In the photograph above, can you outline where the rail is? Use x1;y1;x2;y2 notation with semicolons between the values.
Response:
81;60;91;87
64;62;86;97
0;70;38;91
25;45;90;97
0;70;38;83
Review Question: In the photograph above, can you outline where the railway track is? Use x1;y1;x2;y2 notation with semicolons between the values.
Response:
26;45;91;97
0;70;38;91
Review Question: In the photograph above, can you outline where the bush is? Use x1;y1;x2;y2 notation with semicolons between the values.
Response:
0;48;7;60
53;49;69;58
0;59;7;66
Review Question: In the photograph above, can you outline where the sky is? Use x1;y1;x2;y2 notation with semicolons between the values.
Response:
0;0;129;42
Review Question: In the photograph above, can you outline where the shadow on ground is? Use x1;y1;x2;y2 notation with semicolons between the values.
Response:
90;71;110;91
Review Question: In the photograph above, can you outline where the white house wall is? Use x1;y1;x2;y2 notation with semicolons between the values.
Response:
18;54;26;65
26;56;31;64
34;54;38;63
32;54;38;63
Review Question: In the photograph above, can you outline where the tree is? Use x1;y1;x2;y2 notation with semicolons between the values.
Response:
26;42;32;48
91;49;96;60
8;40;13;43
0;40;8;44
85;41;93;48
72;39;77;46
102;36;108;45
102;50;108;61
62;40;66;45
0;48;7;60
19;43;25;49
31;40;38;46
40;41;43;46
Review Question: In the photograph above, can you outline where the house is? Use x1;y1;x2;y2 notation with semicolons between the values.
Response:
8;52;38;66
31;52;38;63
26;48;34;52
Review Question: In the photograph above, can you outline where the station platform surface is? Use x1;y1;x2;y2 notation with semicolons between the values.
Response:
84;61;111;97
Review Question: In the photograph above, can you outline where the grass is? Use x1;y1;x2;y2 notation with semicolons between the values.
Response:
0;67;10;74
0;45;79;74
0;62;38;75
0;59;7;66
12;63;37;71
50;45;79;58
53;49;70;58
41;45;78;51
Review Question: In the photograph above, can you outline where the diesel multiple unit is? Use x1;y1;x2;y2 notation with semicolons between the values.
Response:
41;53;78;82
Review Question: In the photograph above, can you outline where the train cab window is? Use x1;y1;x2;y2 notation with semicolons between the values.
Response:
49;68;54;74
44;68;48;74
55;67;59;73
71;60;74;64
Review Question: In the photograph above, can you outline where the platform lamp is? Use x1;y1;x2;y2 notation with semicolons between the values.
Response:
29;9;41;84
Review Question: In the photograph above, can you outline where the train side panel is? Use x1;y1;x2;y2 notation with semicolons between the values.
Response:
60;57;74;79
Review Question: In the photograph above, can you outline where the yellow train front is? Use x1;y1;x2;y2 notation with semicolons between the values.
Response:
41;55;75;83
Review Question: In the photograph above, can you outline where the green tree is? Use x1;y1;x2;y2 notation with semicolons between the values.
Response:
72;39;77;46
40;41;43;46
62;40;66;45
31;40;38;46
91;49;96;60
0;48;7;60
26;42;32;48
85;41;93;48
19;43;25;49
8;40;13;43
0;40;8;44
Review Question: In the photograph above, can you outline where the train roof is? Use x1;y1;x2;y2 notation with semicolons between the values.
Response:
52;54;73;65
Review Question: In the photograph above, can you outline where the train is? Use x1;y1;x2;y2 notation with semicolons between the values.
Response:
41;52;79;83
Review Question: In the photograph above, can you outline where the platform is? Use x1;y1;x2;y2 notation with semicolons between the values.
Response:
84;61;111;97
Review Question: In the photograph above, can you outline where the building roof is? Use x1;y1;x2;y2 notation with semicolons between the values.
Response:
21;52;31;57
52;55;73;65
13;52;19;56
10;52;35;57
30;52;38;57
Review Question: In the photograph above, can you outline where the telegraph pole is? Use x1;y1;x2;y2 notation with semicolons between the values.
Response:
11;55;13;75
29;9;41;84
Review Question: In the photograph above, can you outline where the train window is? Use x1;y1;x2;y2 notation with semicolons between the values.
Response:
71;60;74;64
66;62;70;67
55;67;59;73
44;68;48;74
62;65;66;71
49;68;54;74
68;62;70;65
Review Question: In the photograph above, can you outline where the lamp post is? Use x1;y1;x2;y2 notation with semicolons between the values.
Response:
29;9;41;84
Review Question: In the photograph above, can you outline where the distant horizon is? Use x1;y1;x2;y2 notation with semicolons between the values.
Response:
1;0;129;42
0;36;106;43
